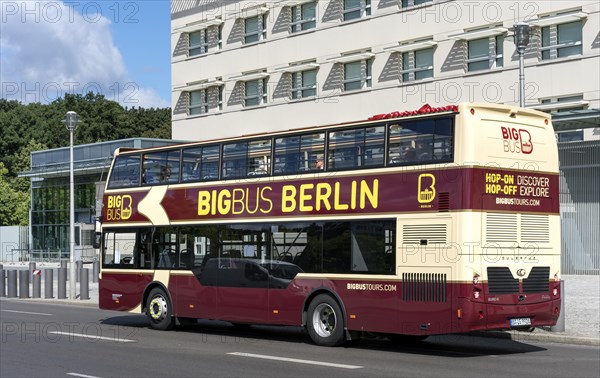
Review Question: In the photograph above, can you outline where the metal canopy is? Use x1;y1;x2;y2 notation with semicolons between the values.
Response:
551;109;600;132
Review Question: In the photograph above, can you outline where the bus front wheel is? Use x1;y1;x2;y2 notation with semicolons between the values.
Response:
307;294;345;347
146;287;174;331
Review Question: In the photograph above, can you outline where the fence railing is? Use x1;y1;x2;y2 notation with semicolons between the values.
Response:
1;248;98;263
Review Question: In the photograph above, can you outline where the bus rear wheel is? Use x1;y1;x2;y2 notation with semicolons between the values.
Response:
146;287;174;331
307;294;345;347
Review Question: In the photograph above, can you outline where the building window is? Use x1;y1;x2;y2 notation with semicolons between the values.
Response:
245;14;266;44
217;25;223;50
189;90;208;115
401;0;432;7
467;35;503;72
292;69;317;99
541;21;582;60
540;95;586;113
343;59;372;91
343;0;370;21
245;79;267;106
291;2;316;32
557;130;584;143
401;48;434;82
189;29;208;56
217;85;224;111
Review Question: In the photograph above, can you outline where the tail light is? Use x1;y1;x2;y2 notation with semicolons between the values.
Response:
552;272;561;296
473;274;482;300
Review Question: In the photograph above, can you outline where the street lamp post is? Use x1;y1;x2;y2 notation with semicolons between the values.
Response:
513;22;531;108
63;111;78;300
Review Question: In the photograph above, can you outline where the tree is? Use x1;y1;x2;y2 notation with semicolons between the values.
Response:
0;162;29;226
0;93;172;226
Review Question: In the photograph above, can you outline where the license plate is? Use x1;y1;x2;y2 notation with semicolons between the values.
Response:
510;317;531;327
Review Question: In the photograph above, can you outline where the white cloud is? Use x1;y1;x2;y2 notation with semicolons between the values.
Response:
0;0;169;108
123;86;171;109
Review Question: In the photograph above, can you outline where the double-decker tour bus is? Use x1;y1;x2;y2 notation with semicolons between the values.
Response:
99;103;561;346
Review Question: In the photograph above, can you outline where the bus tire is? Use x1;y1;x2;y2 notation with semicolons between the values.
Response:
146;287;174;331
306;294;345;347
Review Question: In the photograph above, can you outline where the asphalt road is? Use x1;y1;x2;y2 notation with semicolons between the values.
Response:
1;299;599;378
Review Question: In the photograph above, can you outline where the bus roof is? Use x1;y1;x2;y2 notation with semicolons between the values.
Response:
112;102;551;157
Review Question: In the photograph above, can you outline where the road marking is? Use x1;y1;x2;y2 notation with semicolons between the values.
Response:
1;309;53;316
228;352;363;369
48;331;137;343
67;373;102;378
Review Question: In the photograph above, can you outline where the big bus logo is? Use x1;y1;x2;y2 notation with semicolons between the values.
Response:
418;173;436;204
106;194;133;221
501;126;533;154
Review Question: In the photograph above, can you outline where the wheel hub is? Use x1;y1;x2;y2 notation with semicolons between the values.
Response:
312;303;336;337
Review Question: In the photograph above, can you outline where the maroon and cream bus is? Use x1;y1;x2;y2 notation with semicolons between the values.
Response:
99;103;561;346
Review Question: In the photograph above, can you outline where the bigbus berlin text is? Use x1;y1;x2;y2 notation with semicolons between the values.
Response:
197;179;379;216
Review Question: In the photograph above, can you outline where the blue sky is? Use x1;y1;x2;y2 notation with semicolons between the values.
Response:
0;0;172;108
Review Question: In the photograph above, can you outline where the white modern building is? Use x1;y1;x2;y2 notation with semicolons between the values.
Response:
171;0;599;140
170;0;600;274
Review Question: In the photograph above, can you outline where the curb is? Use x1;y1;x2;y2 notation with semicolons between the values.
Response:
473;330;600;347
0;297;99;308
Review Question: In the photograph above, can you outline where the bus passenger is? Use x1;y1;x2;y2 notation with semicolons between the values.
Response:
402;147;416;162
315;156;324;170
159;165;172;182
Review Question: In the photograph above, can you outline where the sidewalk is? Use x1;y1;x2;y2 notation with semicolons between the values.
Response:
2;265;599;346
0;262;99;307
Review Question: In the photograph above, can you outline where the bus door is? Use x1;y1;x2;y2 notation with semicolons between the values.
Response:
100;229;152;311
176;231;218;319
397;217;454;335
215;229;269;323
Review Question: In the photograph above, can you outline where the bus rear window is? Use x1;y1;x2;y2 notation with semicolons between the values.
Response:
107;155;141;189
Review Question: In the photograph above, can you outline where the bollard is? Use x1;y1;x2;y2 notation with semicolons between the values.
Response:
29;262;36;276
0;269;5;297
32;271;41;298
7;270;17;297
92;260;100;283
57;267;67;299
19;270;30;298
551;280;566;332
44;269;54;299
80;268;89;300
76;261;83;283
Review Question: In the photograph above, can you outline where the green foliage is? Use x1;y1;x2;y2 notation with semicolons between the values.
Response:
0;93;172;226
0;162;29;226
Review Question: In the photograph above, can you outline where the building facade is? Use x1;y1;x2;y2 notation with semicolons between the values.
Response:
171;0;599;140
171;1;600;274
19;139;178;262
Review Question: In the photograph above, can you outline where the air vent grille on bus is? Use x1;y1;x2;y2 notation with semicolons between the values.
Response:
402;273;447;302
487;267;519;294
523;267;550;293
438;192;450;212
521;215;550;244
402;224;447;245
485;213;551;245
485;213;518;243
